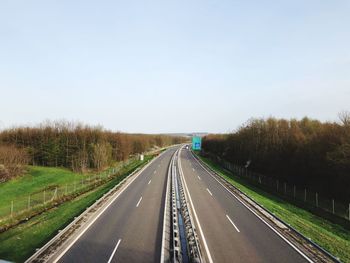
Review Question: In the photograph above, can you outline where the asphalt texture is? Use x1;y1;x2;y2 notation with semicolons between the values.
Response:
53;145;310;263
179;148;308;263
57;147;179;263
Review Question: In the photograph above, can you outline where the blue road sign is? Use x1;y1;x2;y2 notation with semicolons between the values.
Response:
192;136;202;150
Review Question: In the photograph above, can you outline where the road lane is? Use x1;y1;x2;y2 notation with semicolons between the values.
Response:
56;146;179;263
179;148;308;263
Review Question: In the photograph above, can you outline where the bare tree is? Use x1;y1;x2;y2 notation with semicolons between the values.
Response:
92;143;112;171
338;111;350;126
0;145;28;181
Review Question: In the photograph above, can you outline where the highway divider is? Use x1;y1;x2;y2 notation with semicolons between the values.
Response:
163;148;203;263
176;151;202;263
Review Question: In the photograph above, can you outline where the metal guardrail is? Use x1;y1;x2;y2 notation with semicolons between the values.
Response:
191;150;340;263
169;149;202;263
203;151;350;224
24;151;167;263
171;153;182;263
176;160;201;262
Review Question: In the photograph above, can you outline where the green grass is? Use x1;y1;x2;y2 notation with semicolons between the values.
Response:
0;166;89;216
197;154;350;263
0;156;153;263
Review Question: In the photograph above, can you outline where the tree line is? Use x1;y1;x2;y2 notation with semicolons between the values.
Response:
202;113;350;201
0;145;28;182
0;121;186;180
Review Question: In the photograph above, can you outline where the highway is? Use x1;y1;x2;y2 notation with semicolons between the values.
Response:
53;146;179;263
39;145;319;263
178;147;309;263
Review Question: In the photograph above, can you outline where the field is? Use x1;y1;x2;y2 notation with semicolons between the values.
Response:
0;156;152;262
197;154;350;263
0;166;87;216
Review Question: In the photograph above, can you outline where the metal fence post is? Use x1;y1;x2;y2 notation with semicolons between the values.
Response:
332;199;335;214
11;200;13;217
293;185;296;199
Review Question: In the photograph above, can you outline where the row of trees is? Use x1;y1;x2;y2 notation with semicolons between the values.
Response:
0;121;186;179
202;113;350;201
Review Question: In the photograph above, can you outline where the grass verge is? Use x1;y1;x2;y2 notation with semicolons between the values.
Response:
0;166;99;218
196;154;350;263
0;155;153;262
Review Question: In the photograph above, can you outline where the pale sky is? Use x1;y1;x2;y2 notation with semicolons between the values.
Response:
1;0;349;133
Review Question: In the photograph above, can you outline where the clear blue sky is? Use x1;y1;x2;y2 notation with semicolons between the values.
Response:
1;0;349;133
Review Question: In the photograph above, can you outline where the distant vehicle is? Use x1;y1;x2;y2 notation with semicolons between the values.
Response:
185;145;189;149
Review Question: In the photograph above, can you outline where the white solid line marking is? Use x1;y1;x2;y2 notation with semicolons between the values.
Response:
226;215;240;232
148;180;151;185
197;175;201;180
206;188;213;196
107;239;122;263
161;152;174;263
178;150;214;263
136;196;143;207
189;151;314;263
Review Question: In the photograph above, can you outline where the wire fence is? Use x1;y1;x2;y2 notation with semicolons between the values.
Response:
206;154;350;222
0;157;137;226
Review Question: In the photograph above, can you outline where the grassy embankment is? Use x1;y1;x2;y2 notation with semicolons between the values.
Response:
0;166;90;217
196;153;350;263
0;155;153;262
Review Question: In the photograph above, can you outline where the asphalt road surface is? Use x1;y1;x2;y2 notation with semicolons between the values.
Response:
178;147;309;263
56;146;179;263
50;145;312;263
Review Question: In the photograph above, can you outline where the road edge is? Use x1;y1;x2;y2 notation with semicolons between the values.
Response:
190;150;340;263
25;150;167;263
160;151;174;263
